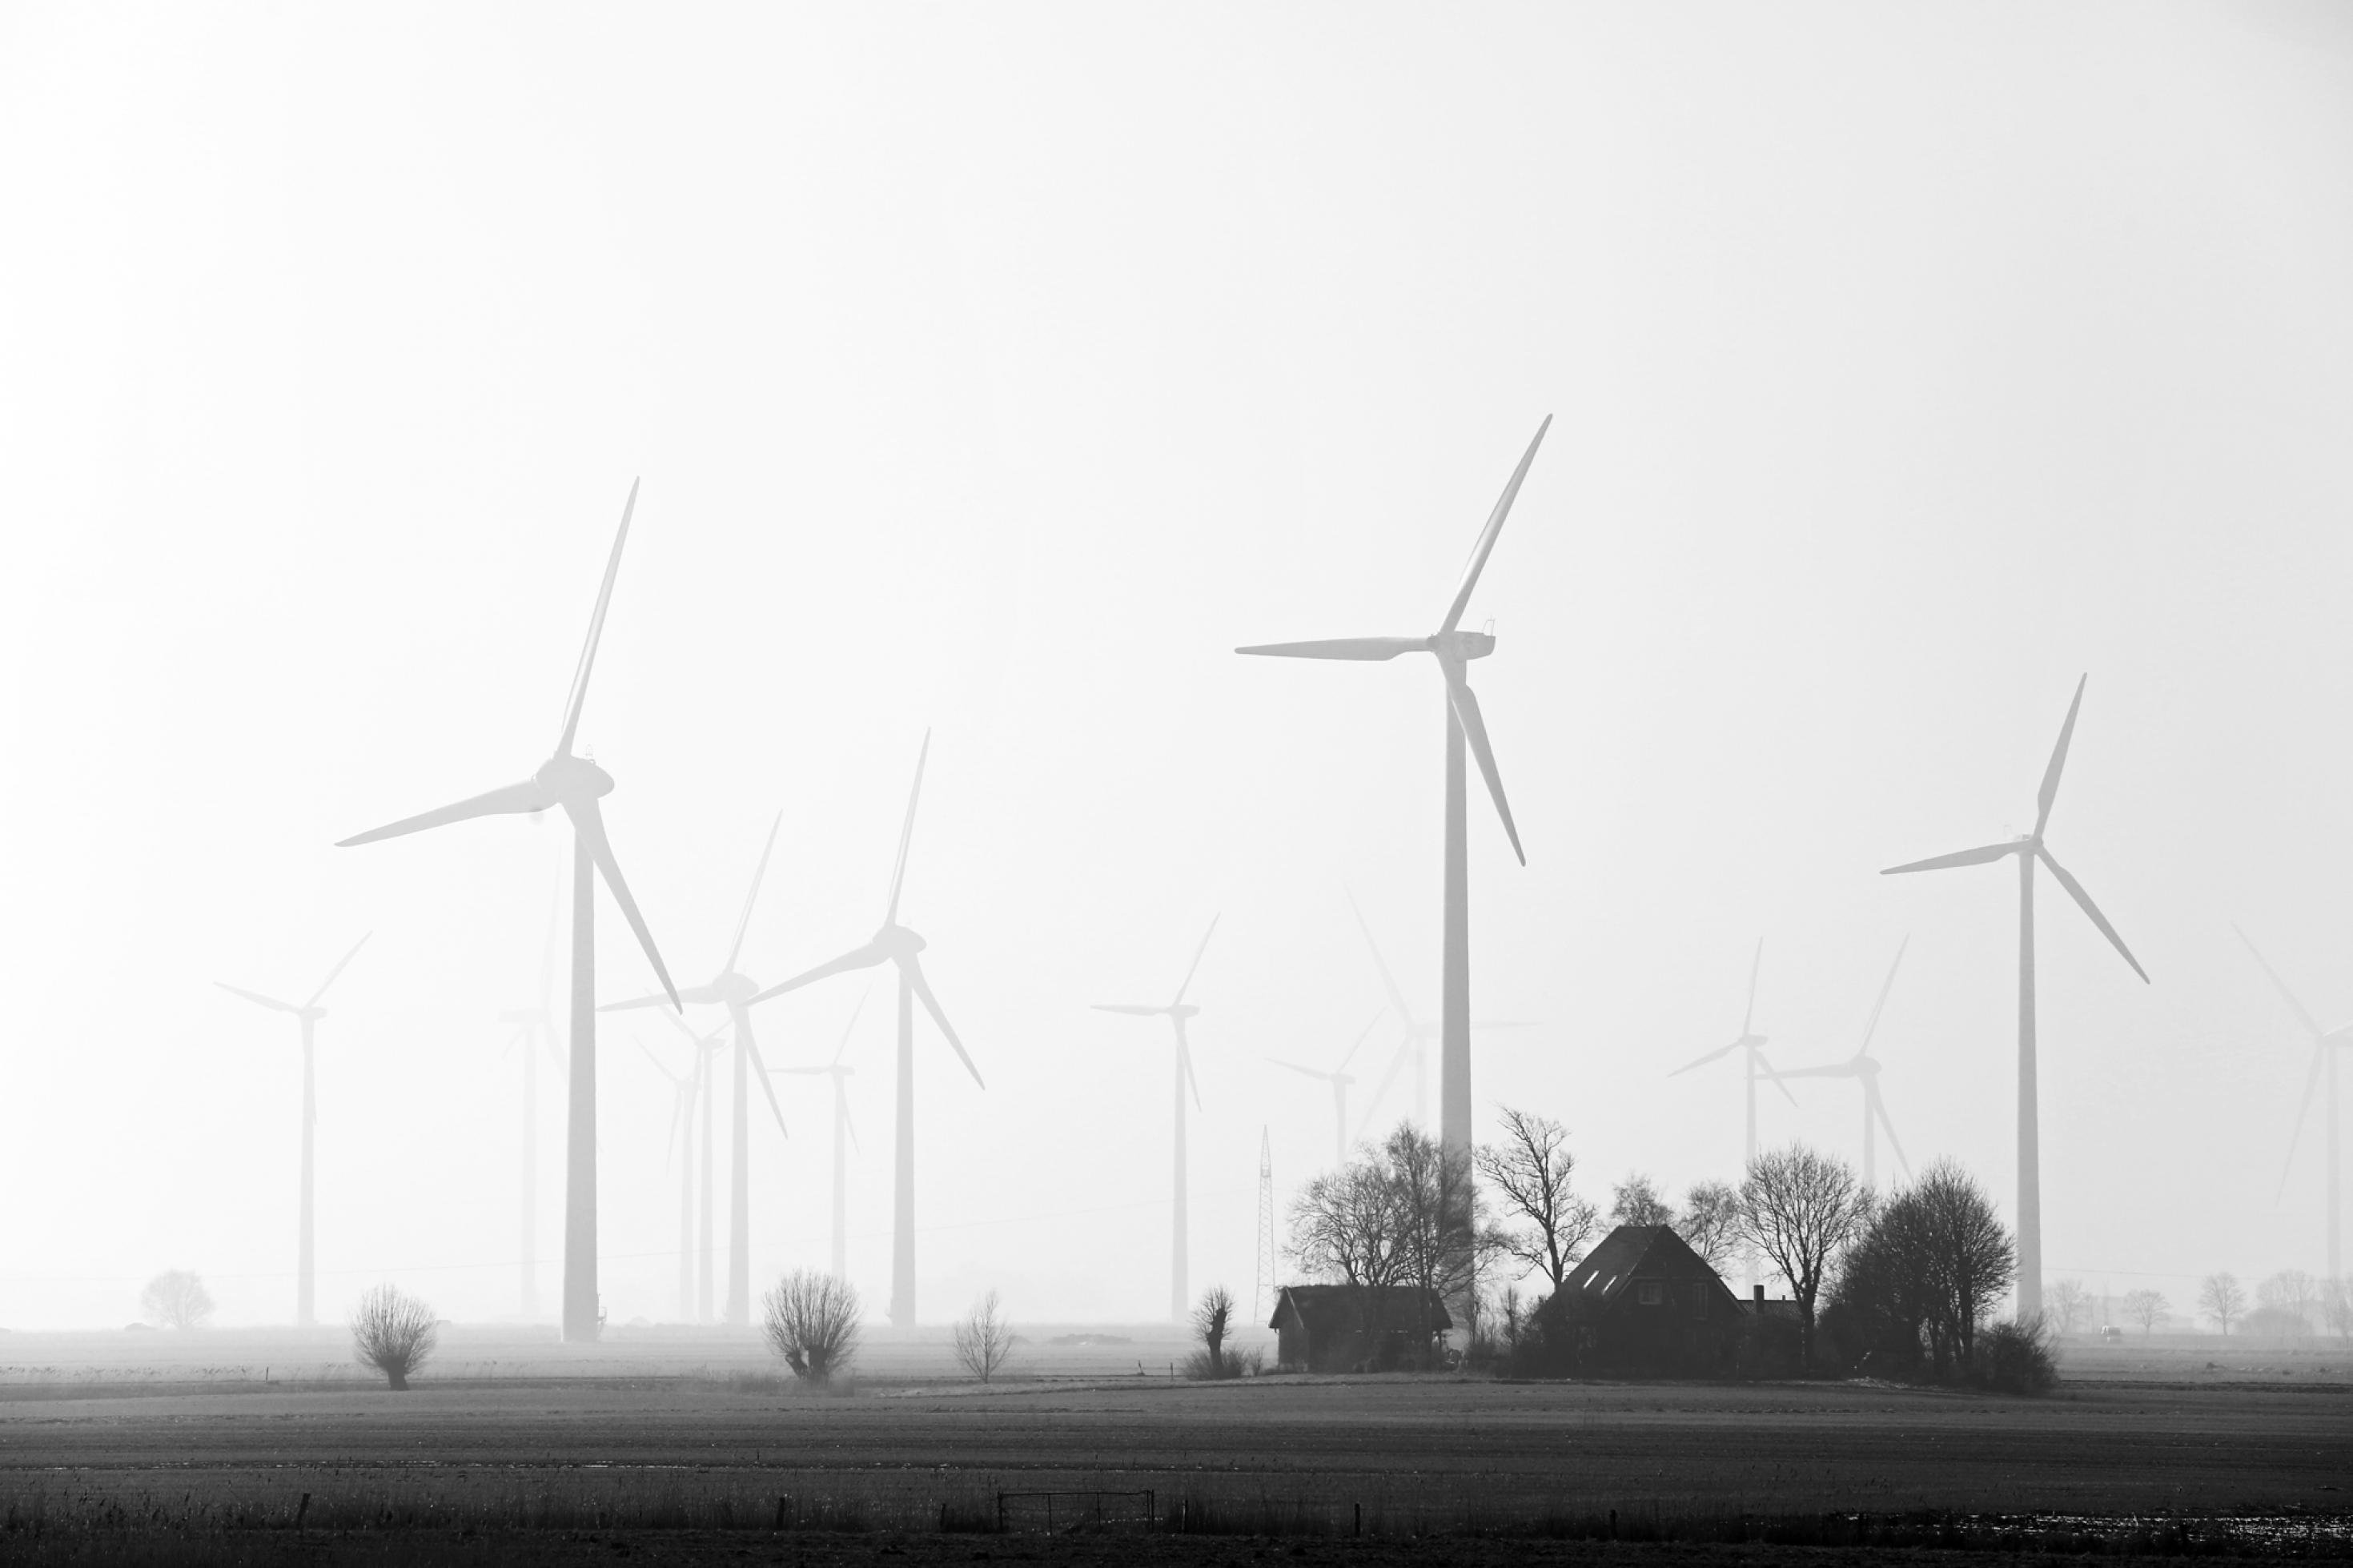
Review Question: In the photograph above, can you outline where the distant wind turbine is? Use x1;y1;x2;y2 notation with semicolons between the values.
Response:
1766;937;1913;1188
635;1035;701;1323
1344;890;1536;1137
215;932;371;1328
497;895;562;1319
335;479;679;1343
1238;418;1549;1203
1267;1008;1387;1166
1671;938;1797;1168
2231;923;2347;1282
1093;916;1220;1321
775;987;872;1281
750;732;982;1327
1881;675;2149;1318
602;813;794;1326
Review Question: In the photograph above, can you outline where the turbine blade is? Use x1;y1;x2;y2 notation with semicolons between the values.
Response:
1332;1008;1387;1073
1671;1040;1744;1075
1442;664;1524;864
1267;1058;1331;1081
1171;913;1220;1007
2278;1043;2327;1200
1765;1062;1858;1081
599;991;680;1013
885;731;930;925
833;984;870;1065
2036;846;2149;983
2034;674;2088;840
556;478;640;758
724;811;783;976
904;955;984;1089
1753;1049;1801;1107
2231;922;2326;1040
1881;841;2018;875
1355;1041;1411;1137
1179;1031;1203;1112
336;778;552;847
1234;636;1430;661
564;795;681;1009
1344;888;1418;1025
1855;934;1909;1060
741;1028;789;1141
842;1093;862;1154
303;932;372;1010
1869;1081;1913;1181
215;982;302;1016
632;1035;681;1087
749;941;888;1005
1742;937;1763;1037
538;889;558;1013
1093;1004;1167;1017
1440;415;1551;633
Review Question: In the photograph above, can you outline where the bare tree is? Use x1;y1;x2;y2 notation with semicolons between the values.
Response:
1676;1180;1743;1273
952;1289;1015;1383
2257;1269;2319;1333
1289;1159;1407;1293
2198;1272;2244;1336
1610;1173;1672;1228
1738;1144;1874;1365
1477;1108;1598;1289
761;1270;862;1384
2045;1278;2093;1336
1289;1124;1485;1362
139;1269;215;1331
2122;1288;2170;1335
1189;1284;1237;1378
349;1284;437;1390
2321;1277;2353;1341
1828;1159;2011;1374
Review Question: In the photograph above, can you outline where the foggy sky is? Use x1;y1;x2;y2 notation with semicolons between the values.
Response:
3;2;2351;1329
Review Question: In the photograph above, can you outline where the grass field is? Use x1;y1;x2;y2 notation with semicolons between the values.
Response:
2;1326;2348;1563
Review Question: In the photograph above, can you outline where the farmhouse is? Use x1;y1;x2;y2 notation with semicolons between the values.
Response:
1268;1285;1452;1372
1549;1224;1749;1374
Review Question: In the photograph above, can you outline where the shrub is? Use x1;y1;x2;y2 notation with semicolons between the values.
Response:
761;1270;861;1385
349;1284;437;1390
1969;1316;2057;1394
140;1269;215;1330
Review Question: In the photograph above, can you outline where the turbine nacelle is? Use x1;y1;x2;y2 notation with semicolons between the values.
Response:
873;923;928;961
1434;628;1496;662
535;753;616;802
700;971;761;1006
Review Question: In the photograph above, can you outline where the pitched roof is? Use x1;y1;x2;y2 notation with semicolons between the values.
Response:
1558;1224;1741;1309
1268;1284;1453;1333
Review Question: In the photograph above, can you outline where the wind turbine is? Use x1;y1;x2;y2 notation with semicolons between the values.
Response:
1345;890;1536;1137
1881;675;2148;1317
749;732;983;1327
497;895;562;1319
1670;939;1797;1168
216;932;371;1328
1238;418;1549;1206
2231;923;2347;1281
1267;1008;1386;1166
774;986;872;1281
635;1036;701;1322
335;479;680;1343
1765;937;1914;1188
602;813;793;1326
1093;916;1220;1321
645;1009;727;1321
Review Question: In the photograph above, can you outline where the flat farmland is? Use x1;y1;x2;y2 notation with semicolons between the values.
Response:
1;1330;2348;1563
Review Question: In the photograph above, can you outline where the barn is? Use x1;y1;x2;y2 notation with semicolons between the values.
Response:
1267;1285;1453;1373
1545;1224;1749;1374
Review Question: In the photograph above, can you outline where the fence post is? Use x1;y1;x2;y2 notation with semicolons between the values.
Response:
295;1493;310;1532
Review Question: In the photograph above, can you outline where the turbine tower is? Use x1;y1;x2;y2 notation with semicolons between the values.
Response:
497;896;561;1319
2231;924;2347;1281
215;932;371;1327
635;1036;701;1321
335;479;680;1343
1670;939;1797;1167
1881;675;2148;1318
750;732;983;1327
774;987;872;1281
1346;891;1534;1135
1093;916;1220;1321
1235;415;1548;1221
1267;1009;1387;1166
1766;937;1914;1188
603;814;793;1325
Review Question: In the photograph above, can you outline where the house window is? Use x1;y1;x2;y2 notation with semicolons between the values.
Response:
1636;1281;1664;1306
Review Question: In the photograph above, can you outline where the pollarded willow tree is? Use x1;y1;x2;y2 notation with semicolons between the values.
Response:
762;1270;862;1385
350;1283;437;1390
1739;1143;1874;1366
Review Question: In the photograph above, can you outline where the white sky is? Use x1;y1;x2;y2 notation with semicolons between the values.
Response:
3;2;2351;1330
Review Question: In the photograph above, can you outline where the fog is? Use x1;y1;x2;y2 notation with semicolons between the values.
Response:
2;2;2351;1332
